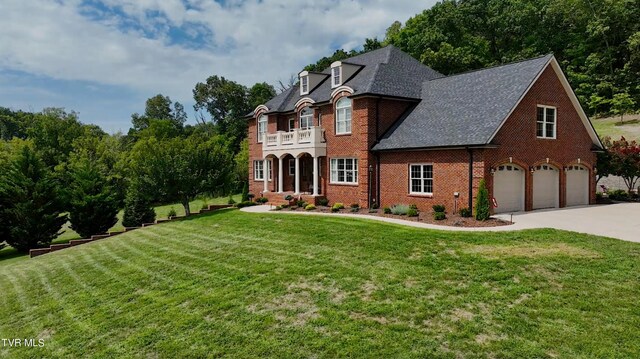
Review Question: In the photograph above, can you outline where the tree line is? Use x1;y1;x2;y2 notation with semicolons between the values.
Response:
0;79;274;253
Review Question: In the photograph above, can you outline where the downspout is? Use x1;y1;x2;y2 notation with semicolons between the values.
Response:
467;148;474;210
374;97;382;207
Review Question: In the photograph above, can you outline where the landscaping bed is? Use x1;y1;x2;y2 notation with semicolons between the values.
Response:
272;203;511;227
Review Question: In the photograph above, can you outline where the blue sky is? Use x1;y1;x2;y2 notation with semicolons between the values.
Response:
0;0;437;133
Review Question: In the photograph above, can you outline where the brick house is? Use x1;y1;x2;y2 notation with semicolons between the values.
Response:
247;45;602;214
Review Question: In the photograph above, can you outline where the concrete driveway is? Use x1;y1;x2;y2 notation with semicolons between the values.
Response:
495;203;640;243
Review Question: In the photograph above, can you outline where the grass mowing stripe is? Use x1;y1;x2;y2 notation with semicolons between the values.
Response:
93;242;176;285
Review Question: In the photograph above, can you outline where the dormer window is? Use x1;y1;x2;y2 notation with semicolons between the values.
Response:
300;75;309;95
331;66;341;88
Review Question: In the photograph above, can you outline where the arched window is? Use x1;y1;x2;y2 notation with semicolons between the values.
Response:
257;114;267;142
335;97;352;134
299;106;313;130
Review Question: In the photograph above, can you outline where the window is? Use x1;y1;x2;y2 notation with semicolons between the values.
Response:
289;159;295;176
409;164;433;195
330;158;358;184
289;117;295;132
257;115;267;142
301;76;309;95
254;160;272;181
536;105;556;139
335;97;352;134
332;66;341;87
300;106;313;129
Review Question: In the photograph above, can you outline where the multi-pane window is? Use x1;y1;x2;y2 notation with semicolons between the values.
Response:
257;114;267;142
536;105;556;138
254;160;272;181
409;164;433;195
301;76;309;94
300;107;313;129
332;66;341;87
289;159;295;175
330;158;358;184
289;118;295;132
335;97;352;134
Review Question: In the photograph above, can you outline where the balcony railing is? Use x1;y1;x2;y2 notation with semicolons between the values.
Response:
262;127;326;150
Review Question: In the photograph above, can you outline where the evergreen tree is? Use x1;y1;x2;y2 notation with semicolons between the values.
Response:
241;181;249;202
475;179;491;221
0;146;66;252
68;156;119;238
122;181;156;227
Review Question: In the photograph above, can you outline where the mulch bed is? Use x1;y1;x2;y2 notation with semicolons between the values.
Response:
272;206;512;228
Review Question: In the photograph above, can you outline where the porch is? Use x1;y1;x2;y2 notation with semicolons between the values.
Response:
259;191;326;206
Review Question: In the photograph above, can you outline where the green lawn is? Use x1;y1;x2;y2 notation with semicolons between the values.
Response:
0;209;638;358
0;195;240;265
592;114;640;142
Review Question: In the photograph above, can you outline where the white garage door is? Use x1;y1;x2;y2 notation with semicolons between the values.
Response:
493;164;525;213
533;164;559;210
566;165;589;207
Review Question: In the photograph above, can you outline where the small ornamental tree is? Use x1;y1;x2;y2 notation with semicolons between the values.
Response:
0;146;66;252
608;136;640;192
241;181;249;202
122;181;156;227
610;93;635;124
68;156;120;238
475;179;491;221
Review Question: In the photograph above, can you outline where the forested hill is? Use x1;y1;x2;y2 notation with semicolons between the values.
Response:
306;0;640;116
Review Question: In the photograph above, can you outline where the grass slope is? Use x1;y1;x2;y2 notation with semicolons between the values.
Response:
1;210;639;358
592;114;640;142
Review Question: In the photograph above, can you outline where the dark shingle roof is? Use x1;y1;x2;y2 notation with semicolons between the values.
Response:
372;54;553;150
258;45;444;115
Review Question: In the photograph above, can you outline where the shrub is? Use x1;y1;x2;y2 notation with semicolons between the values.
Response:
281;204;289;208
332;203;345;210
409;204;418;210
350;203;360;209
296;199;307;207
432;204;445;213
236;201;257;208
331;206;340;213
167;208;178;218
305;204;316;210
318;198;329;206
227;195;236;205
241;182;249;202
391;204;410;215
407;208;418;217
383;207;391;214
256;197;268;204
368;208;378;213
433;212;446;220
122;182;156;228
284;194;294;201
372;202;379;209
475;179;491;221
350;207;359;213
458;207;472;218
608;189;628;200
274;205;282;211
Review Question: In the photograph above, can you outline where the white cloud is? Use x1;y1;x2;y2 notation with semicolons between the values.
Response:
0;0;437;104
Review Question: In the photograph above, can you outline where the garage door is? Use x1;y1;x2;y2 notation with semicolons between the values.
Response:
566;165;589;206
533;164;559;210
493;164;525;213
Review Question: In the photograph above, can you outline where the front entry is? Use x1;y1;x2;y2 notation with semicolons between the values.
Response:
532;164;559;210
493;164;525;213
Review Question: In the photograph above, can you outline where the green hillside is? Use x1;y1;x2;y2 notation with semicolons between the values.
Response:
592;114;640;142
1;210;638;358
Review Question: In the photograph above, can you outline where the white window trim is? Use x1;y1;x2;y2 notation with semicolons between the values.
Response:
536;105;557;139
289;117;295;132
409;163;434;195
331;66;341;88
257;114;267;143
300;76;309;95
288;159;295;176
300;107;313;130
254;160;272;181
330;158;358;185
335;97;352;135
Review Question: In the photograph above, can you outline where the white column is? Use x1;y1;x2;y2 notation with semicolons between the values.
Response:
294;156;300;194
263;159;269;193
312;156;319;196
278;157;284;193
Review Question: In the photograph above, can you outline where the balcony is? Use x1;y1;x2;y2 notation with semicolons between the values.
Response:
261;127;327;158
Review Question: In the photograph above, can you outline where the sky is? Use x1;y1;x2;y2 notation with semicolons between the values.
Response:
0;0;438;133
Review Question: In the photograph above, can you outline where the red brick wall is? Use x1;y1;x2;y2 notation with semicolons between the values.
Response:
483;65;597;211
378;149;484;212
